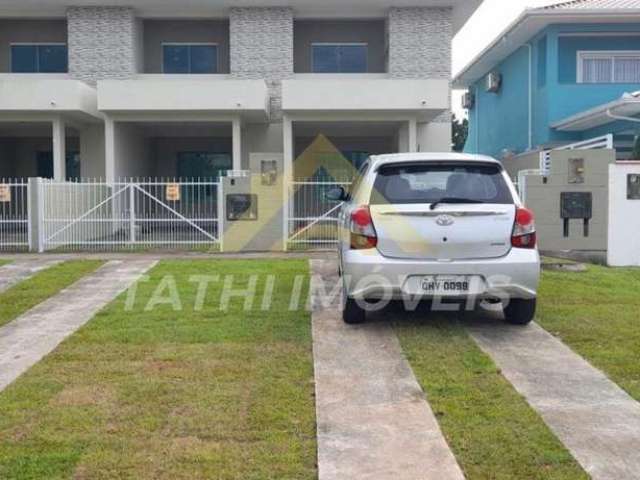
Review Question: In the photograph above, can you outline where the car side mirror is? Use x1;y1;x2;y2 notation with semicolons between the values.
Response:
325;186;348;202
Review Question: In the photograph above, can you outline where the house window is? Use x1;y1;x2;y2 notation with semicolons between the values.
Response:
578;51;640;83
177;152;232;179
11;44;68;73
163;44;218;74
311;44;368;73
36;151;80;180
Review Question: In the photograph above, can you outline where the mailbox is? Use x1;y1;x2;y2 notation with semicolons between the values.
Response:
561;192;592;219
226;194;258;221
560;192;592;238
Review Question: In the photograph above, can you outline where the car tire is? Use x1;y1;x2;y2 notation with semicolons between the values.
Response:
503;298;537;325
343;297;367;324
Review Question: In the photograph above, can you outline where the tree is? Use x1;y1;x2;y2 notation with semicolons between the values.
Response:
452;114;469;152
633;135;640;160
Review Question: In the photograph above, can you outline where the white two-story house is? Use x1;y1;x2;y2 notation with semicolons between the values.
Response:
0;1;481;252
0;0;480;181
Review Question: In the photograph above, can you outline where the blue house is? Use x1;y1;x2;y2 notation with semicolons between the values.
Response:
455;0;640;160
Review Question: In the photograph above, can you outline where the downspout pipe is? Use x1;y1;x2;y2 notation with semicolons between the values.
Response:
522;43;533;151
475;85;480;153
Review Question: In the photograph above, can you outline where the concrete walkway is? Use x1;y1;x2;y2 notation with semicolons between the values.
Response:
468;318;640;480
0;259;156;392
0;258;61;294
310;260;464;480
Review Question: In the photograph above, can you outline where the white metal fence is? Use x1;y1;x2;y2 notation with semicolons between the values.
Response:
287;180;350;249
539;134;614;176
40;179;222;252
0;179;29;251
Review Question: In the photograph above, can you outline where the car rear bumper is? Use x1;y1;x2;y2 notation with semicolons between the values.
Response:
341;247;541;300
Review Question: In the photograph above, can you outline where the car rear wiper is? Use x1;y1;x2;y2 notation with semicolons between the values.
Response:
429;197;484;210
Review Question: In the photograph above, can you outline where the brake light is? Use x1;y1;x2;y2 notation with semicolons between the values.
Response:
512;207;537;249
350;206;378;250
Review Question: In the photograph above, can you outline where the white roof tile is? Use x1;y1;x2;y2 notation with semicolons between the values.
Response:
540;0;640;10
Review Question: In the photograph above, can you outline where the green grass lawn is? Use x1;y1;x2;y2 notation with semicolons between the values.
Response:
0;259;11;267
537;265;640;401
395;312;587;480
0;260;104;328
0;260;316;480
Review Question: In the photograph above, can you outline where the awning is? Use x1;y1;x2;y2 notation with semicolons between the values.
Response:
552;91;640;132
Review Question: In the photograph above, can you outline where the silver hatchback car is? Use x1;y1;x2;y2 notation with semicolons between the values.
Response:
326;153;541;325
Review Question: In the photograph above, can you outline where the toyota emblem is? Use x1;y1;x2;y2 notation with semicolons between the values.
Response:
436;214;455;227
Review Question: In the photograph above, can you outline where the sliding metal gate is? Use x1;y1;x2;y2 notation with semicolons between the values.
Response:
40;179;222;252
0;179;29;252
287;180;350;249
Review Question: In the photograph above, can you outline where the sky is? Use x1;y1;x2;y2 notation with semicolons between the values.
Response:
451;0;562;119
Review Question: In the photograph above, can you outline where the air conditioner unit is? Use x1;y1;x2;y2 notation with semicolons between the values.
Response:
462;91;475;110
486;72;502;93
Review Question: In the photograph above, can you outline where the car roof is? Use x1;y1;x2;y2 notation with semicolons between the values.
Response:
369;153;501;169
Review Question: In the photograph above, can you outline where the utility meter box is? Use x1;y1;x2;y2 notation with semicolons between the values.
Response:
568;158;585;184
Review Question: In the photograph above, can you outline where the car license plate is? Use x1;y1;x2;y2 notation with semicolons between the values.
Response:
421;276;470;295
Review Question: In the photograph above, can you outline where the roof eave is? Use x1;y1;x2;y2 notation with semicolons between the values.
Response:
453;8;640;88
551;98;640;132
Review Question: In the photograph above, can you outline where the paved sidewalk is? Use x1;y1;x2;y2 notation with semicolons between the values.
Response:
468;318;640;480
0;259;156;392
310;260;464;480
0;259;61;294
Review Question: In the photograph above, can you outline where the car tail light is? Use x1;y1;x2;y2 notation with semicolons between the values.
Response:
512;207;537;249
350;206;378;250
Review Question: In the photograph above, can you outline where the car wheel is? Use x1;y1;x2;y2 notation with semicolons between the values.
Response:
343;296;366;324
503;298;537;325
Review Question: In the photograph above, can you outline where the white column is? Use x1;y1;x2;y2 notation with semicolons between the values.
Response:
232;117;242;172
397;122;409;152
105;117;116;182
408;118;418;153
52;117;66;180
282;115;294;251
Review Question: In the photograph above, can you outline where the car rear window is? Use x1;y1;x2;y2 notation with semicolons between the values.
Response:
370;162;514;205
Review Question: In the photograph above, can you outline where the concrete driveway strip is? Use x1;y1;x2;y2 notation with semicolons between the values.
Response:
0;259;156;392
0;258;62;293
310;260;465;480
468;320;640;480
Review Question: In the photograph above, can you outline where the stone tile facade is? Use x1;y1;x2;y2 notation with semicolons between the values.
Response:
229;7;294;120
67;6;141;84
388;7;453;122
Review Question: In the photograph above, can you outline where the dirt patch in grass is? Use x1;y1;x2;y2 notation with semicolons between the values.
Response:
51;386;115;407
0;260;104;328
538;265;640;401
0;260;316;480
395;310;588;480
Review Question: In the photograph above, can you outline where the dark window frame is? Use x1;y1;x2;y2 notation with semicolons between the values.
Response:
162;43;219;74
10;43;68;73
311;43;368;73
